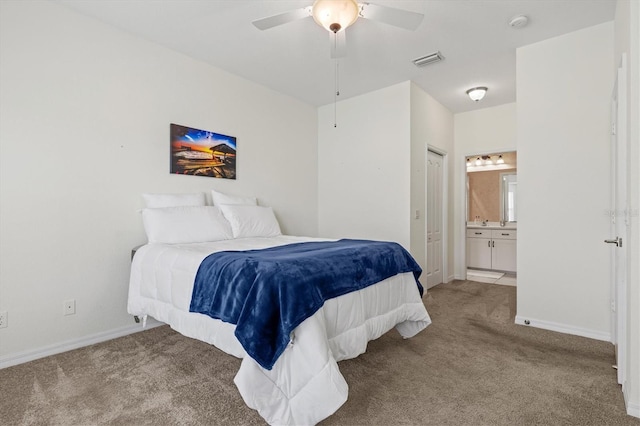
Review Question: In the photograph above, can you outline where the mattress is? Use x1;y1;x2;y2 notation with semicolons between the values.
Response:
128;235;431;425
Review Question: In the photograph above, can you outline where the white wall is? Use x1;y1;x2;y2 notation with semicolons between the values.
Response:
614;0;640;417
0;1;318;363
453;103;517;278
317;82;454;279
516;23;614;340
410;83;454;281
318;82;412;248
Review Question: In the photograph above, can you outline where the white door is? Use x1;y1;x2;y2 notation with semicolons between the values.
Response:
426;150;443;287
607;54;628;385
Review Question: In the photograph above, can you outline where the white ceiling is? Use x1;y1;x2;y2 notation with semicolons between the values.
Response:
56;0;616;114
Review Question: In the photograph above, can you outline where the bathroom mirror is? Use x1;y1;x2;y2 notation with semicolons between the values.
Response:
466;151;517;223
501;173;517;222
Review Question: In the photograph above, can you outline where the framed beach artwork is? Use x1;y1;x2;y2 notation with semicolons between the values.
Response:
170;123;236;179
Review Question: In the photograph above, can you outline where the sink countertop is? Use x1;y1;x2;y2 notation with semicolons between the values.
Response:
467;222;517;230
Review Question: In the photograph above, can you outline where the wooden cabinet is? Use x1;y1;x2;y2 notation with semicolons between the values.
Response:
466;229;516;272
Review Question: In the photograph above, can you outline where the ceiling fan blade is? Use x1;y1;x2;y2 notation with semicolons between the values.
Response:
330;30;347;59
359;2;424;31
252;6;312;30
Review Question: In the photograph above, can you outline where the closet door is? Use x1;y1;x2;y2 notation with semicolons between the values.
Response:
426;150;443;287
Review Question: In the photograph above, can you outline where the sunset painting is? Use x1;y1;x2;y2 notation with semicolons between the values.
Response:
170;123;236;179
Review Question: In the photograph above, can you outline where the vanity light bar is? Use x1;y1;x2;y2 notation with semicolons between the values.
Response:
466;154;510;168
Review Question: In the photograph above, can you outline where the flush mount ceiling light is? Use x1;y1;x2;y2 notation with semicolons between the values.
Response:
312;0;359;33
466;87;488;102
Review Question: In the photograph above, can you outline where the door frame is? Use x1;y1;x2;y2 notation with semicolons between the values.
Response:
459;149;517;280
426;145;448;285
610;53;628;387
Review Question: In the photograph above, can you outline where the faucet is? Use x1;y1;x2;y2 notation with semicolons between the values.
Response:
482;219;488;226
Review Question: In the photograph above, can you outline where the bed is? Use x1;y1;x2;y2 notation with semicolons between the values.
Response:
128;192;432;425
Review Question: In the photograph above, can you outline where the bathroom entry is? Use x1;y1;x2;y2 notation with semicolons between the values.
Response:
465;151;517;285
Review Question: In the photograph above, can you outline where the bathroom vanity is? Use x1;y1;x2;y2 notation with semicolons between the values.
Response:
466;224;517;272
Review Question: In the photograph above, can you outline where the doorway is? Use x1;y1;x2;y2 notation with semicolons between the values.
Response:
609;53;628;386
426;149;444;288
464;151;517;285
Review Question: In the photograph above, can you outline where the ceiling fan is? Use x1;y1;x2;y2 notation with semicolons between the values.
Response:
252;0;424;58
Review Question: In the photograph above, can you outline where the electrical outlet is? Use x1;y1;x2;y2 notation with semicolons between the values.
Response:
63;299;76;316
0;311;7;328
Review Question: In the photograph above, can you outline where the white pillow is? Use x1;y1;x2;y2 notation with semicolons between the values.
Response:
211;189;257;206
219;205;282;239
142;206;233;244
142;192;206;209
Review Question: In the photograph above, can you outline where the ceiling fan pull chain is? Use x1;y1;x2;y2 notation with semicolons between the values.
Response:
335;54;340;98
334;57;340;127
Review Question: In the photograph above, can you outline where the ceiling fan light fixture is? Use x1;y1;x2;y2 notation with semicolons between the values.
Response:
312;0;360;33
466;86;488;101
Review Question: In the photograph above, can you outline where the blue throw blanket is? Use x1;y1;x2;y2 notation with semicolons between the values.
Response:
189;239;423;370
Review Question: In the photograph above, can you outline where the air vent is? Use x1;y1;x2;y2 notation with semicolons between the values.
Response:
412;51;444;67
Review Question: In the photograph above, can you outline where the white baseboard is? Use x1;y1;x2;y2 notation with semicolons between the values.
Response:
514;315;611;342
0;318;164;369
625;388;640;418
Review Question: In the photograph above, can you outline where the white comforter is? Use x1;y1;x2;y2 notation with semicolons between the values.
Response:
128;236;431;425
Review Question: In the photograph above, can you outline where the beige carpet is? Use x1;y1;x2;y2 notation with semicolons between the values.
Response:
1;280;637;425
